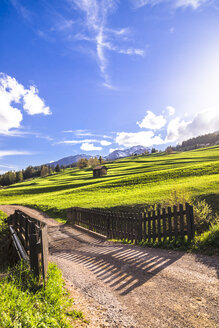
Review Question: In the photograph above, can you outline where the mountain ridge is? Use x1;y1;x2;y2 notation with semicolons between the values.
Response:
47;145;149;167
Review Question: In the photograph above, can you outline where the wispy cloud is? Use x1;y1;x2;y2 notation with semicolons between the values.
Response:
133;0;212;9
10;0;32;21
70;0;145;88
0;150;33;158
63;129;113;139
57;139;99;144
57;137;112;147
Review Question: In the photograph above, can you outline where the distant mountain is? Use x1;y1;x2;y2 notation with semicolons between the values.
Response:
106;145;150;160
46;145;150;168
47;154;91;167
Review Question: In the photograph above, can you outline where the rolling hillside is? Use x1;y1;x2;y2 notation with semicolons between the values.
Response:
0;146;218;220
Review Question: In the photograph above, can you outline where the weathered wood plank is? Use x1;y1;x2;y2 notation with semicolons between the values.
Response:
162;208;167;241
167;207;172;241
173;205;178;240
179;204;185;239
41;225;48;281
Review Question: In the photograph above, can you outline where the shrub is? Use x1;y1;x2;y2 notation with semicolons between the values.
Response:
161;187;192;208
162;188;218;234
192;221;219;254
193;200;217;233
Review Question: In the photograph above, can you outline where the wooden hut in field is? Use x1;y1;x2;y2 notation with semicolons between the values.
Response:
93;165;108;178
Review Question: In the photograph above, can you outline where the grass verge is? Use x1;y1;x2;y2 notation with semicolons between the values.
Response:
0;210;84;327
0;262;84;327
0;210;9;271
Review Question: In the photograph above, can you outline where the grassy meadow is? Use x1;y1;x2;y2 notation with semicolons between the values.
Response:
0;146;218;220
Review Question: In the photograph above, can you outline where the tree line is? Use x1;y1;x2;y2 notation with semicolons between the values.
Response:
77;156;103;169
0;164;62;187
0;156;104;187
174;131;219;151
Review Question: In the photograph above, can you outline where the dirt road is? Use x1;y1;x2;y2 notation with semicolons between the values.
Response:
1;205;218;328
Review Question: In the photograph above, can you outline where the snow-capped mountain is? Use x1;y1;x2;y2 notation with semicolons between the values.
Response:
46;145;150;167
106;145;151;160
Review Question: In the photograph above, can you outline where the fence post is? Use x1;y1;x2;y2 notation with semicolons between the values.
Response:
179;204;185;239
138;212;142;243
29;221;39;277
173;205;178;241
106;213;110;238
189;204;195;240
40;225;48;282
167;207;172;241
186;202;193;242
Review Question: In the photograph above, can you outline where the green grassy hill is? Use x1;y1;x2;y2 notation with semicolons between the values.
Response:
0;146;218;219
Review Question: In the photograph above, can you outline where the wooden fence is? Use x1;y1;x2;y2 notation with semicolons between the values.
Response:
7;210;48;280
67;203;195;243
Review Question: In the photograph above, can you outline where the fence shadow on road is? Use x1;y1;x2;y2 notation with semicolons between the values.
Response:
49;225;183;296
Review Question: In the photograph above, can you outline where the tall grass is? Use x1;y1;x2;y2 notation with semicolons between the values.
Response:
0;262;83;327
0;210;9;269
0;210;84;327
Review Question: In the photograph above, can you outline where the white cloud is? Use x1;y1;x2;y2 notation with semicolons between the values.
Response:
23;86;50;115
137;110;166;130
100;140;112;146
166;108;219;143
0;150;32;158
116;131;165;147
80;142;102;151
133;0;211;9
0;73;51;134
166;106;175;116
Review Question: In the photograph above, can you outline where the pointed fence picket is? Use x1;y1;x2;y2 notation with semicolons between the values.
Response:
67;203;195;243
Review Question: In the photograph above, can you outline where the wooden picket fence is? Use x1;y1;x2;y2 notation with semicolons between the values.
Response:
67;203;195;243
7;210;48;280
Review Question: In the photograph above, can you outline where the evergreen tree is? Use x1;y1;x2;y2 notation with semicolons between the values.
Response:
16;171;23;183
55;164;61;172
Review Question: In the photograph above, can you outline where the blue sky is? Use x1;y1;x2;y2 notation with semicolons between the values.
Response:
0;0;219;172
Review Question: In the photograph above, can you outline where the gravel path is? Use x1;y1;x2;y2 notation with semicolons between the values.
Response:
1;205;219;328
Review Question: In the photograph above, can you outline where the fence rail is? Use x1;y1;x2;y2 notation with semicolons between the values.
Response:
67;203;195;243
7;210;48;280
